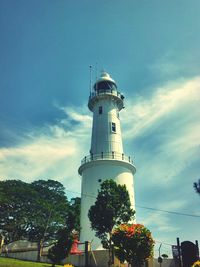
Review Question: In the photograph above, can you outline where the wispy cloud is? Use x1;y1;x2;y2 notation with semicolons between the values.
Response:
122;76;200;188
122;76;200;139
142;211;180;233
0;106;92;196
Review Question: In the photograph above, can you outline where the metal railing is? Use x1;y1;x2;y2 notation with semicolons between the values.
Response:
81;151;133;165
89;88;124;101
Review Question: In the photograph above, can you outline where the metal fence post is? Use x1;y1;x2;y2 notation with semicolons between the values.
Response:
85;241;89;267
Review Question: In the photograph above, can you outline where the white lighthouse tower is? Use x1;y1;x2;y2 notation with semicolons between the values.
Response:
78;71;136;249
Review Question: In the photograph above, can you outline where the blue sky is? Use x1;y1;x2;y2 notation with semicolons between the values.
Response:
0;0;200;257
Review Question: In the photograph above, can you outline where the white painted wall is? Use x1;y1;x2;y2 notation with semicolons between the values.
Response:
90;97;123;154
79;160;135;250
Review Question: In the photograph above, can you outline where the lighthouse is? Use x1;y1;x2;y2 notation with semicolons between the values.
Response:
78;71;136;249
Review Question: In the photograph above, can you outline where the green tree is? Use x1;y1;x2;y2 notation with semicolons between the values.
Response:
47;197;81;266
194;179;200;195
47;227;73;267
0;179;70;262
88;179;135;266
27;180;69;261
0;180;37;244
66;197;81;233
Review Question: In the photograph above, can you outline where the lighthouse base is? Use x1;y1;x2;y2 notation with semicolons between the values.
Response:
63;250;155;267
79;159;136;250
62;249;129;267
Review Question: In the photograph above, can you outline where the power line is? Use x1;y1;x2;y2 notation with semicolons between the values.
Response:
65;189;200;218
136;205;200;218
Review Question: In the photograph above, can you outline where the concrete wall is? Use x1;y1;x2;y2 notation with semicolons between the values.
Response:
1;246;52;264
153;259;178;267
63;250;127;267
1;247;178;267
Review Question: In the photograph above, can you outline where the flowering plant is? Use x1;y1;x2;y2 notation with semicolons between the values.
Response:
64;264;74;267
192;261;200;267
112;224;154;267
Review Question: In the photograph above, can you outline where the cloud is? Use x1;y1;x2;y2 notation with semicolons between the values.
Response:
0;106;92;196
58;105;92;130
122;76;200;188
122;76;200;139
141;211;180;233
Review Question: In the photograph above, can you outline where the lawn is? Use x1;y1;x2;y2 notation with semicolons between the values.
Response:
0;257;63;267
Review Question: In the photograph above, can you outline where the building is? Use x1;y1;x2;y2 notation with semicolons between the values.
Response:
78;71;136;250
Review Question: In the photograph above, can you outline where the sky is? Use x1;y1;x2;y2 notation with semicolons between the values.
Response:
0;0;200;258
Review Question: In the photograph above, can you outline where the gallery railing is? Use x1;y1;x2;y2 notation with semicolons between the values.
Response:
89;88;124;101
81;152;133;165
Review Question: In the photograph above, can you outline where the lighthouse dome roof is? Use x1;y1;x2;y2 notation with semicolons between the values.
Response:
93;71;117;91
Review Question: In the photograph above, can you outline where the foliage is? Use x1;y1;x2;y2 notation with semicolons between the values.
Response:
48;197;81;264
0;180;38;243
192;261;200;267
88;180;135;266
112;223;154;267
88;180;135;249
28;180;69;237
194;179;200;195
0;179;70;262
66;197;81;233
47;228;73;267
47;197;81;266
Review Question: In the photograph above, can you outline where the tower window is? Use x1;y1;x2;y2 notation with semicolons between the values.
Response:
111;122;116;133
94;81;117;91
99;106;102;114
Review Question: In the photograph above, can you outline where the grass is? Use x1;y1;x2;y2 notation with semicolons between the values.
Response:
0;257;63;267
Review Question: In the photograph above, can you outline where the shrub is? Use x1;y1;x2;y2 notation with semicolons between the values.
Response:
112;223;154;267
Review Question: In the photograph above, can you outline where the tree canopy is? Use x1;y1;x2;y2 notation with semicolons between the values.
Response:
88;179;135;247
47;227;73;267
0;179;80;262
88;178;135;265
0;180;37;242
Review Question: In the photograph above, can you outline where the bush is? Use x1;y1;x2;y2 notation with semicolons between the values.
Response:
112;224;154;267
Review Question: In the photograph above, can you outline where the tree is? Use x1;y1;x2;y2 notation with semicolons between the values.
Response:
47;197;81;266
88;179;135;266
66;197;81;233
27;180;70;261
0;179;70;262
194;179;200;195
112;224;154;267
0;180;38;244
47;228;73;267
